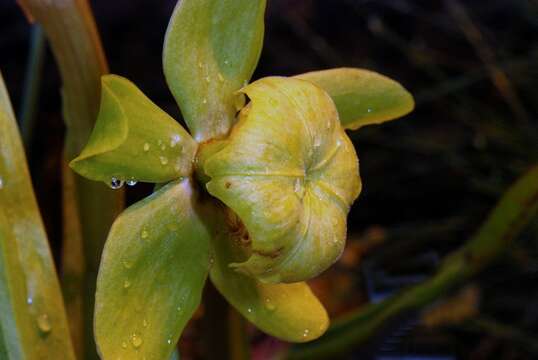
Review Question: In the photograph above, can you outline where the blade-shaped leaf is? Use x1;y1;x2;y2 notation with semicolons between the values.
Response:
70;75;197;185
295;68;414;130
163;0;266;141
95;178;211;360
209;207;329;343
0;72;75;359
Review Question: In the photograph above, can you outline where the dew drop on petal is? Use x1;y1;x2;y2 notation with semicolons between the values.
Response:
367;108;372;113
131;333;143;349
264;298;275;311
27;297;33;305
122;260;133;269
170;134;181;147
202;98;207;104
126;178;138;186
176;306;182;312
143;143;150;152
143;319;148;328
205;76;211;83
247;308;252;313
224;59;230;65
121;341;128;349
167;339;172;345
0;177;3;189
109;177;124;189
159;156;169;165
37;314;52;334
141;229;149;239
123;280;131;289
303;329;310;338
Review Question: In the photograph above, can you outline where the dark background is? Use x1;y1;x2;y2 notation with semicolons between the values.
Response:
1;1;538;359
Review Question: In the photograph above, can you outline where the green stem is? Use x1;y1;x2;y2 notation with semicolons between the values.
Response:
19;24;46;155
288;164;538;359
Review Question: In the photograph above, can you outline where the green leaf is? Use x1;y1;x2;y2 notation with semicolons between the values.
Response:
163;0;266;141
295;68;414;130
204;77;361;283
95;178;211;360
209;207;329;343
70;75;197;185
0;72;75;359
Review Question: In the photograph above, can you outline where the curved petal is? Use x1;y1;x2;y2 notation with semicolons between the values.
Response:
70;75;197;185
163;0;266;141
204;77;361;283
295;68;414;130
209;208;329;342
94;178;211;360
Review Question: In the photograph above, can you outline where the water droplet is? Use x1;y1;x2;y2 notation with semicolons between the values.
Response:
170;134;181;147
303;329;310;338
218;73;225;82
176;306;182;312
143;319;148;328
336;138;342;147
109;177;124;189
167;339;172;345
123;280;131;289
367;108;372;113
122;260;133;269
141;229;149;239
121;341;128;349
27;297;33;305
143;143;150;152
159;156;169;165
224;59;230;65
202;98;207;104
126;178;138;186
37;314;52;333
205;76;211;83
131;333;143;348
0;177;3;189
264;298;276;311
247;308;253;313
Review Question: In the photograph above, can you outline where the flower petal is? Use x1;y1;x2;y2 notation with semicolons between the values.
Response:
204;76;361;283
70;75;197;185
296;68;414;130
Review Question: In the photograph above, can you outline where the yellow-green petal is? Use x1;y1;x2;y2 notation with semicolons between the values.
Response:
295;68;414;130
70;75;197;185
163;0;266;141
204;76;361;283
94;178;211;360
209;208;329;342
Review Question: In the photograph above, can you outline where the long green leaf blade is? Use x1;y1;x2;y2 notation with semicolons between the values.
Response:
95;178;211;360
0;71;75;359
163;0;266;141
295;68;414;130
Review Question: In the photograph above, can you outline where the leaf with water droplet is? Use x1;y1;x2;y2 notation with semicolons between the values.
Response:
95;178;211;360
203;77;361;283
0;72;76;359
295;68;414;130
208;206;329;343
70;75;197;184
163;0;266;141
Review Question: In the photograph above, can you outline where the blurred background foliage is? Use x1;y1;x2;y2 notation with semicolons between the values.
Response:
1;0;537;359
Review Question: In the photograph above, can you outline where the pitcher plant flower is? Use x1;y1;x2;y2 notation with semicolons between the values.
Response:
69;0;414;358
